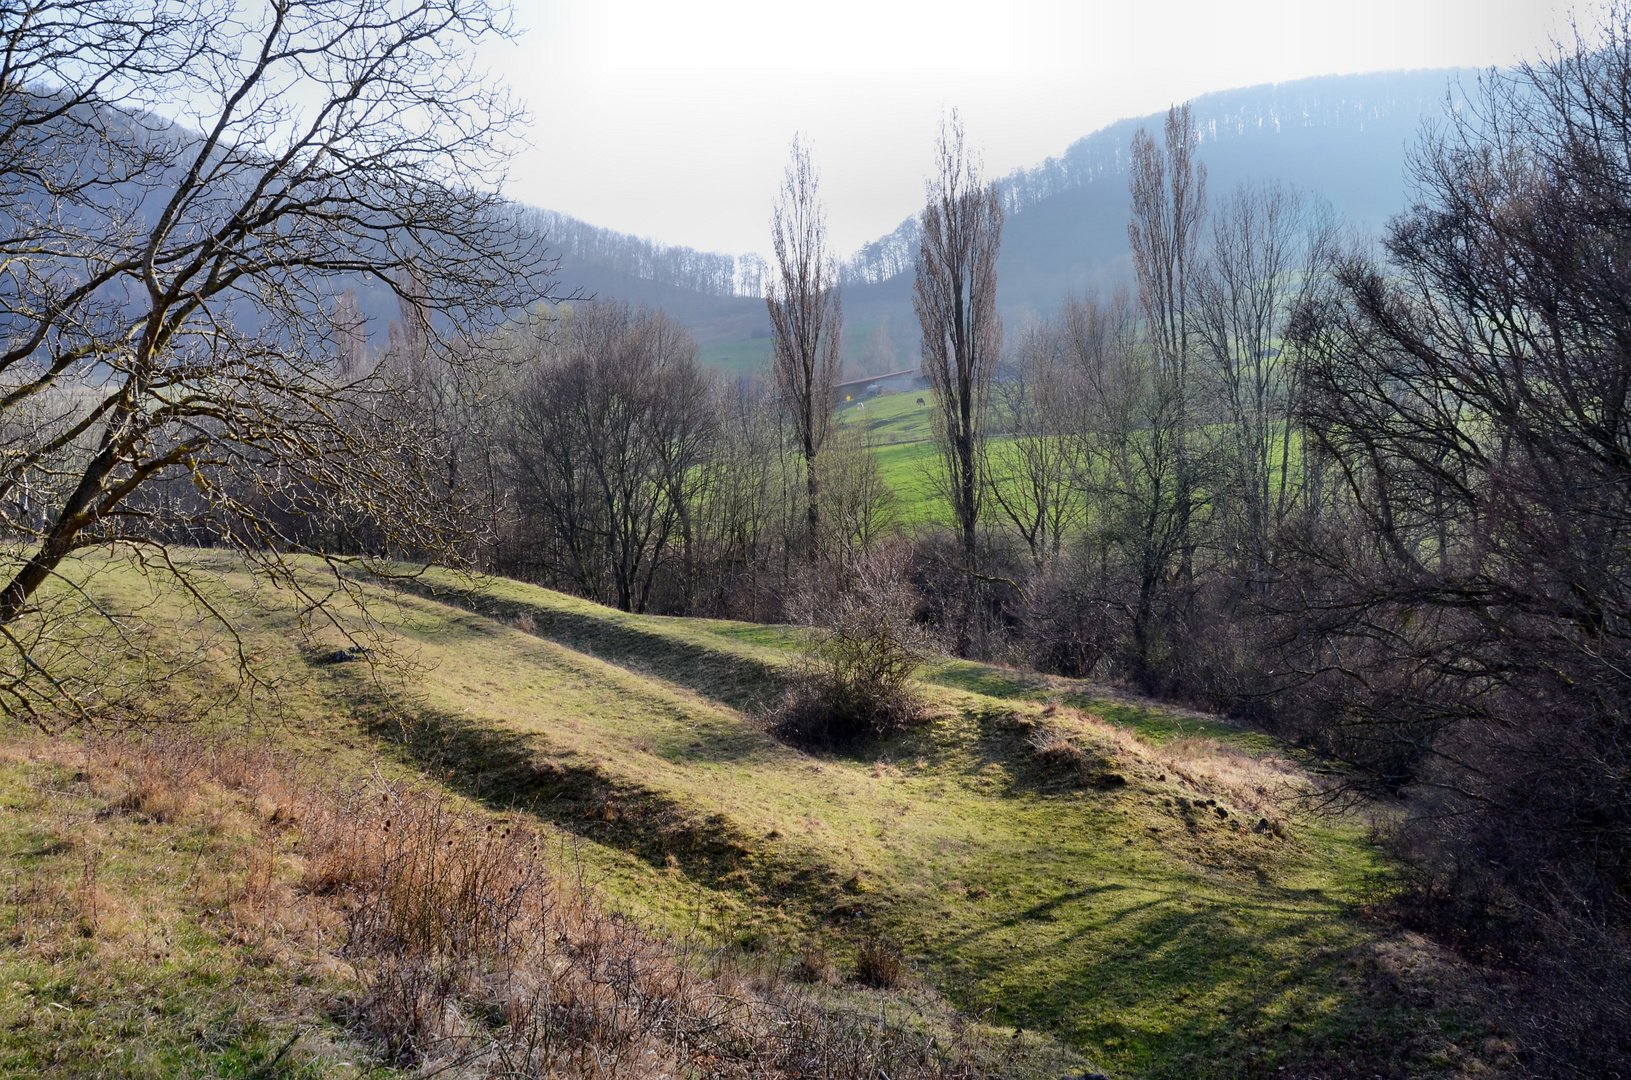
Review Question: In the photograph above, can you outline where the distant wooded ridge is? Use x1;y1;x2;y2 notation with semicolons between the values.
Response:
532;67;1475;345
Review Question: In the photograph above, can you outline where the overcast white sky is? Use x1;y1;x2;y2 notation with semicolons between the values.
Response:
485;0;1587;258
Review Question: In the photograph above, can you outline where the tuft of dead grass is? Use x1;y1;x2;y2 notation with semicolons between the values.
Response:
792;942;840;986
855;937;911;990
1029;728;1089;772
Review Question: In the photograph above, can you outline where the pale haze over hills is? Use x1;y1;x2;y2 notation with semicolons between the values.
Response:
492;0;1574;257
536;68;1475;369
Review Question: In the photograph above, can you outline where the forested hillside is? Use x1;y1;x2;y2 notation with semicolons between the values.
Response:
536;68;1472;373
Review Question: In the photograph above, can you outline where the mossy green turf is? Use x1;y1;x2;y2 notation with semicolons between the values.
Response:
18;553;1486;1077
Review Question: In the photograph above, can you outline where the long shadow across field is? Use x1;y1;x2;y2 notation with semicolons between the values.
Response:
395;576;787;714
337;675;854;929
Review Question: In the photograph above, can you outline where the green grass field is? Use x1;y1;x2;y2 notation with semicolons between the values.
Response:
835;391;1312;536
837;392;951;525
697;337;774;379
0;553;1499;1077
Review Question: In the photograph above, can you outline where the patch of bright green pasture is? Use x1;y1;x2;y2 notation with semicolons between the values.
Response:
870;440;949;526
698;337;773;379
835;392;1045;527
48;552;1487;1077
836;390;936;445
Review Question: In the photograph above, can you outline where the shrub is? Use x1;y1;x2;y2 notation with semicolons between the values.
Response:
1028;728;1088;772
855;936;910;989
1018;563;1118;679
773;544;933;748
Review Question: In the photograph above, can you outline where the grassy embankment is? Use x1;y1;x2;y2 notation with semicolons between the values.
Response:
1;553;1502;1077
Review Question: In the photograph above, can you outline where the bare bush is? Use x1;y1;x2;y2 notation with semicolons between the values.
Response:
1018;559;1117;679
773;545;934;748
854;937;911;990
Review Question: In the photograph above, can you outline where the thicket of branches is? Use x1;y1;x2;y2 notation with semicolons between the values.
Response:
0;0;551;721
1275;20;1631;1067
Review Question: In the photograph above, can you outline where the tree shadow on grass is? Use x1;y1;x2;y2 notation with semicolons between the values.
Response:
391;577;788;714
919;876;1482;1079
342;681;853;930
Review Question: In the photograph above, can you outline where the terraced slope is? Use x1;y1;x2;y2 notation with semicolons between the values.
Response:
28;554;1497;1077
334;565;1490;1078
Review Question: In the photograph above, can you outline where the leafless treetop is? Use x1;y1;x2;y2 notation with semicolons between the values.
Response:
766;134;841;549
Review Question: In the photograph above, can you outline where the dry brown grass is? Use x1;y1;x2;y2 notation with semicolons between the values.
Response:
1029;728;1089;771
1145;733;1309;819
1043;704;1310;829
854;937;911;990
792;942;840;986
13;730;1040;1079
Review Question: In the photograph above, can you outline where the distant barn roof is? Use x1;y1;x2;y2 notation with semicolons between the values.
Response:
833;368;919;391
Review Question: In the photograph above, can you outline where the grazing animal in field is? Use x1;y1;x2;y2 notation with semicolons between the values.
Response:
916;396;925;405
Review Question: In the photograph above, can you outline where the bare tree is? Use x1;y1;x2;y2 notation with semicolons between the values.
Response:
818;423;897;568
1058;288;1201;691
1129;104;1206;386
914;111;1002;653
648;333;719;610
1192;183;1335;583
1127;103;1206;579
688;378;795;621
987;320;1084;570
504;303;713;614
766;135;842;557
0;0;551;722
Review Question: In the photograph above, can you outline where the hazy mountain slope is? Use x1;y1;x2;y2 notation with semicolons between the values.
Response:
560;68;1474;362
551;252;770;344
850;68;1474;336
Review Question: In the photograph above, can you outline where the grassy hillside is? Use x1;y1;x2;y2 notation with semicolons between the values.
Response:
697;336;774;379
838;393;959;526
1;554;1502;1077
